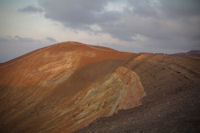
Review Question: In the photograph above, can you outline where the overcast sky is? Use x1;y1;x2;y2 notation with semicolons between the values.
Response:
0;0;200;62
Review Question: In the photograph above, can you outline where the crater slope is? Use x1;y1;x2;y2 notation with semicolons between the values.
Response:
0;42;145;133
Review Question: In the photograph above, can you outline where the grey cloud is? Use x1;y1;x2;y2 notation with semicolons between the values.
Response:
39;0;200;53
18;5;43;13
128;0;159;17
39;0;110;29
0;36;51;63
160;0;200;18
46;37;57;43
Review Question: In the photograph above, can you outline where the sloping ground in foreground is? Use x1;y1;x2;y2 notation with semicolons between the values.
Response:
76;53;200;133
0;42;145;133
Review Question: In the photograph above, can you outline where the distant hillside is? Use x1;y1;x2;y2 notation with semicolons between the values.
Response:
172;50;200;57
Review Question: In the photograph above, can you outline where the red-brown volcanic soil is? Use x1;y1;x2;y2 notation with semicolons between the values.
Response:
0;42;145;133
0;42;199;133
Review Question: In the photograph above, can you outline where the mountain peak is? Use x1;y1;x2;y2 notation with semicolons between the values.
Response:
0;42;144;133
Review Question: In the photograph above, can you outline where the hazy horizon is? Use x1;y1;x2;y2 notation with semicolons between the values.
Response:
0;0;200;62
